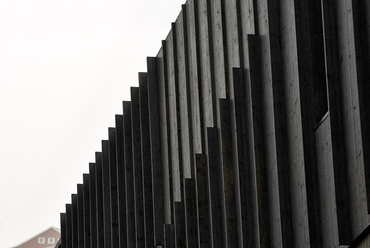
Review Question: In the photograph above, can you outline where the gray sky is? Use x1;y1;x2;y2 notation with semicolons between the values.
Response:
0;0;184;247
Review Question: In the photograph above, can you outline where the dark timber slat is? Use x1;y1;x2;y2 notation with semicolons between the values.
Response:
173;17;188;185
185;178;199;247
131;86;145;247
321;0;352;243
89;163;97;248
66;204;72;248
77;184;84;248
351;0;370;213
185;0;204;154
108;128;119;247
123;101;136;247
219;99;238;247
95;152;105;248
115;114;127;248
147;56;164;246
174;201;186;248
247;34;271;247
208;0;226;105
101;140;112;248
71;194;78;248
293;0;326;245
164;224;175;248
83;174;91;248
207;127;225;248
232;67;258;247
139;72;155;247
315;116;340;247
180;4;195;178
196;0;215;135
195;154;210;247
336;0;368;236
60;213;66;248
165;27;181;210
159;42;173;226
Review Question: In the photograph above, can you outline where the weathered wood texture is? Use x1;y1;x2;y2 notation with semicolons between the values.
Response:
59;0;370;247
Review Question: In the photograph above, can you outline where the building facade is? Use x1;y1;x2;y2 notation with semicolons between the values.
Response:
57;0;370;247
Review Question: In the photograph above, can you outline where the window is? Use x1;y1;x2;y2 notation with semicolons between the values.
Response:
48;237;55;244
38;237;45;244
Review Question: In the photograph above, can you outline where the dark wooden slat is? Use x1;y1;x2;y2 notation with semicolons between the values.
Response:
89;163;97;248
131;86;145;247
115;114;127;248
108;128;119;247
71;194;78;248
60;213;66;248
77;184;84;248
196;154;210;247
219;99;238;247
207;127;225;248
293;0;326;245
101;140;112;247
232;68;258;247
65;204;72;248
164;224;175;248
351;0;370;213
83;174;91;248
321;0;352;243
139;72;155;247
247;34;271;247
147;56;164;246
185;178;199;247
174;201;186;247
94;152;105;248
123;101;137;247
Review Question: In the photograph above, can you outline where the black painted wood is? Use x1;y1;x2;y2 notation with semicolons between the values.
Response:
131;86;145;247
219;98;239;248
147;57;164;246
139;72;155;247
123;101;137;248
83;174;91;248
95;152;105;248
185;178;199;247
321;0;352;243
174;201;186;248
108;128;119;247
89;163;97;248
195;154;210;247
115;114;127;248
71;194;78;248
207;127;224;248
164;224;175;248
65;204;72;248
247;34;271;247
60;213;66;248
57;1;370;247
101;140;112;248
77;184;84;248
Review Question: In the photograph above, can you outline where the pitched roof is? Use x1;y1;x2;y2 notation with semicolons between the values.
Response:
12;227;60;248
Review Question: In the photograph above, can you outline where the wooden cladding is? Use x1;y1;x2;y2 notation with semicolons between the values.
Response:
59;0;370;247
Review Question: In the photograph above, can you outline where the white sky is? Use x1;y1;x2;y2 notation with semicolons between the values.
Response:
0;0;185;247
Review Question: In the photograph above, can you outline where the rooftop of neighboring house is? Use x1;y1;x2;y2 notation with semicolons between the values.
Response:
11;227;60;248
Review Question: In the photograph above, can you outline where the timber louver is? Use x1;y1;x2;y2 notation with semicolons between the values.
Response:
59;0;370;247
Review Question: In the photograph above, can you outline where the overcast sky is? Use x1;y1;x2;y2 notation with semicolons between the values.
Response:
0;0;185;247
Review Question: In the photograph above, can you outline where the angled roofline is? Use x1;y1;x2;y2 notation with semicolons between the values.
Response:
11;227;60;248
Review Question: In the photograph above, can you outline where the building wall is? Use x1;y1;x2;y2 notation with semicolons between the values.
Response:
15;228;60;248
59;0;370;247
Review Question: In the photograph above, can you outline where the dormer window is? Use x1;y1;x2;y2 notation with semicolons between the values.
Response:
38;237;45;244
